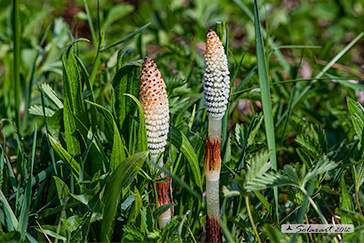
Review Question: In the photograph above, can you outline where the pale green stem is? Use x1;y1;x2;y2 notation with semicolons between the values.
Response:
245;195;261;243
208;118;222;140
206;180;220;219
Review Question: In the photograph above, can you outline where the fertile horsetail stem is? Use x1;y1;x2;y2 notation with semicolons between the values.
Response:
140;56;171;228
203;29;230;242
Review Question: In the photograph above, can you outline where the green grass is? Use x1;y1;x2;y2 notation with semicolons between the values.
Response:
1;0;364;242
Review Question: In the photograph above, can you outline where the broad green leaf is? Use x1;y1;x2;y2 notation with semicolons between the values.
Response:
113;62;142;149
48;134;83;179
302;158;337;186
237;114;263;170
33;226;67;241
61;215;83;234
253;190;271;210
53;176;70;200
340;175;354;224
153;203;175;220
110;121;126;171
86;100;126;170
113;63;141;125
48;109;63;141
170;126;202;190
124;94;148;152
63;97;81;156
247;113;263;145
37;202;78;221
85;128;107;175
28;105;55;117
101;151;148;242
296;147;312;168
121;194;135;213
347;96;364;142
310;124;327;154
86;101;115;142
354;164;364;192
140;207;148;233
117;44;132;69
295;134;321;161
246;150;272;183
40;83;63;109
146;207;154;232
0;190;18;231
336;208;364;224
246;171;299;191
62;38;89;126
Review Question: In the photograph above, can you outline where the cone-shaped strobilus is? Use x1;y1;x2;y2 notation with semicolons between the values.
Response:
203;29;230;242
140;57;171;228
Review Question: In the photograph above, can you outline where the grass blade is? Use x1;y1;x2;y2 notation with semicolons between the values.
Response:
100;23;151;51
12;0;21;132
0;189;18;230
101;151;149;242
0;71;6;81
40;83;63;109
18;123;37;239
254;0;278;222
83;0;97;48
48;134;83;180
170;126;203;190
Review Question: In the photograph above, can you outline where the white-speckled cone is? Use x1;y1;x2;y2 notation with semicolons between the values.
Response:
140;57;170;161
203;29;230;120
140;56;171;229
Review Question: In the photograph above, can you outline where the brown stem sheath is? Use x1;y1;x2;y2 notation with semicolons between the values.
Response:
206;214;222;243
204;136;222;242
156;177;171;207
156;176;172;228
204;136;222;176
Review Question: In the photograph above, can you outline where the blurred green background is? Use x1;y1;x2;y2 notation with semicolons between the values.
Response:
1;0;363;161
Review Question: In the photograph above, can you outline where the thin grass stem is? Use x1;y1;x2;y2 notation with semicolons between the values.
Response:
245;195;261;243
12;0;21;134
